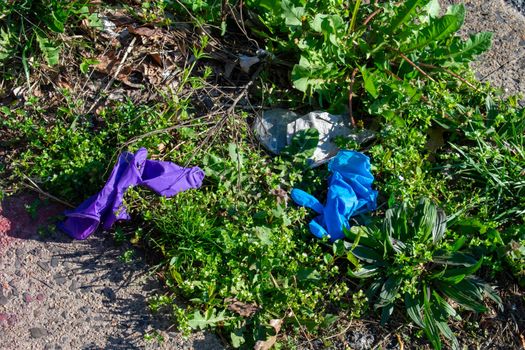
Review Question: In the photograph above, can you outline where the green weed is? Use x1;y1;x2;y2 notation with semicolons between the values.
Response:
345;199;502;350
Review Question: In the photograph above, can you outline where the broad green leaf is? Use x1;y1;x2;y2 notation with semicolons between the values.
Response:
443;32;493;65
413;198;438;243
351;245;383;264
423;287;442;350
228;143;244;168
432;291;457;318
282;128;319;158
387;0;430;33
436;280;487;313
36;34;60;66
402;4;465;52
188;309;230;330
378;276;402;307
433;252;478;266
282;0;304;27
346;226;380;248
469;277;503;308
432;208;447;243
349;265;379;278
360;66;379;98
425;0;441;18
436;321;459;350
380;303;394;325
296;268;321;282
230;329;245;348
405;292;424;328
291;59;329;93
438;257;483;282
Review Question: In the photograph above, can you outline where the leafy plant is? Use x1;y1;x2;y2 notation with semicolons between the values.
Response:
346;199;502;349
249;0;492;112
126;134;348;347
0;0;100;67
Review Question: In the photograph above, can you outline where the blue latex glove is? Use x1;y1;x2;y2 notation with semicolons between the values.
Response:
291;150;377;241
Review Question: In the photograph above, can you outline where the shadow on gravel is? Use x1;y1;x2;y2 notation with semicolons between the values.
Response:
1;193;222;349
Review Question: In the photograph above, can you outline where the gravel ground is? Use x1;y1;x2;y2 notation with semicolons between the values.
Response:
442;0;525;100
507;0;525;14
0;194;223;350
0;1;524;350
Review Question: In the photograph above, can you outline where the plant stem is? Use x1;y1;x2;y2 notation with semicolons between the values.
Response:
349;0;362;33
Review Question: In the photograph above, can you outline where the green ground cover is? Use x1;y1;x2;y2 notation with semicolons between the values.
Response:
1;0;524;348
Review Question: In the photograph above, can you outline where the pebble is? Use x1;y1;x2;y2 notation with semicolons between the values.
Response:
29;327;49;339
23;292;33;303
50;256;59;268
53;275;66;285
37;261;50;272
0;290;8;306
69;280;80;292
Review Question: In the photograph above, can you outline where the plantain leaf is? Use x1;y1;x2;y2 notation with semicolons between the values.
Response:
351;245;384;264
423;288;442;350
432;208;447;243
436;280;487;313
405;292;424;328
349;265;379;278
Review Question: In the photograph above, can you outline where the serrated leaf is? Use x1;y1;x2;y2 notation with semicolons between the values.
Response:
388;0;429;32
36;34;60;66
443;32;493;65
188;309;230;330
282;0;304;27
282;128;319;159
402;4;465;52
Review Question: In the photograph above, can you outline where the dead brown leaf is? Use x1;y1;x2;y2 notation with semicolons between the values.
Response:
225;298;259;317
128;26;161;38
254;319;283;350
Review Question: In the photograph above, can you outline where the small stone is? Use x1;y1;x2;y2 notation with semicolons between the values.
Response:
37;261;50;272
23;292;33;303
36;293;44;301
69;280;79;292
60;311;67;320
101;287;116;302
50;257;59;268
34;310;41;318
30;327;48;338
14;258;21;270
54;275;66;285
0;290;8;306
10;286;19;297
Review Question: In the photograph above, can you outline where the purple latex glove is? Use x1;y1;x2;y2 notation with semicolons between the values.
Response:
58;148;205;240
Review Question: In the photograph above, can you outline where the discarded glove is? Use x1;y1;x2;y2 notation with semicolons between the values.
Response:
58;148;205;240
291;150;377;241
